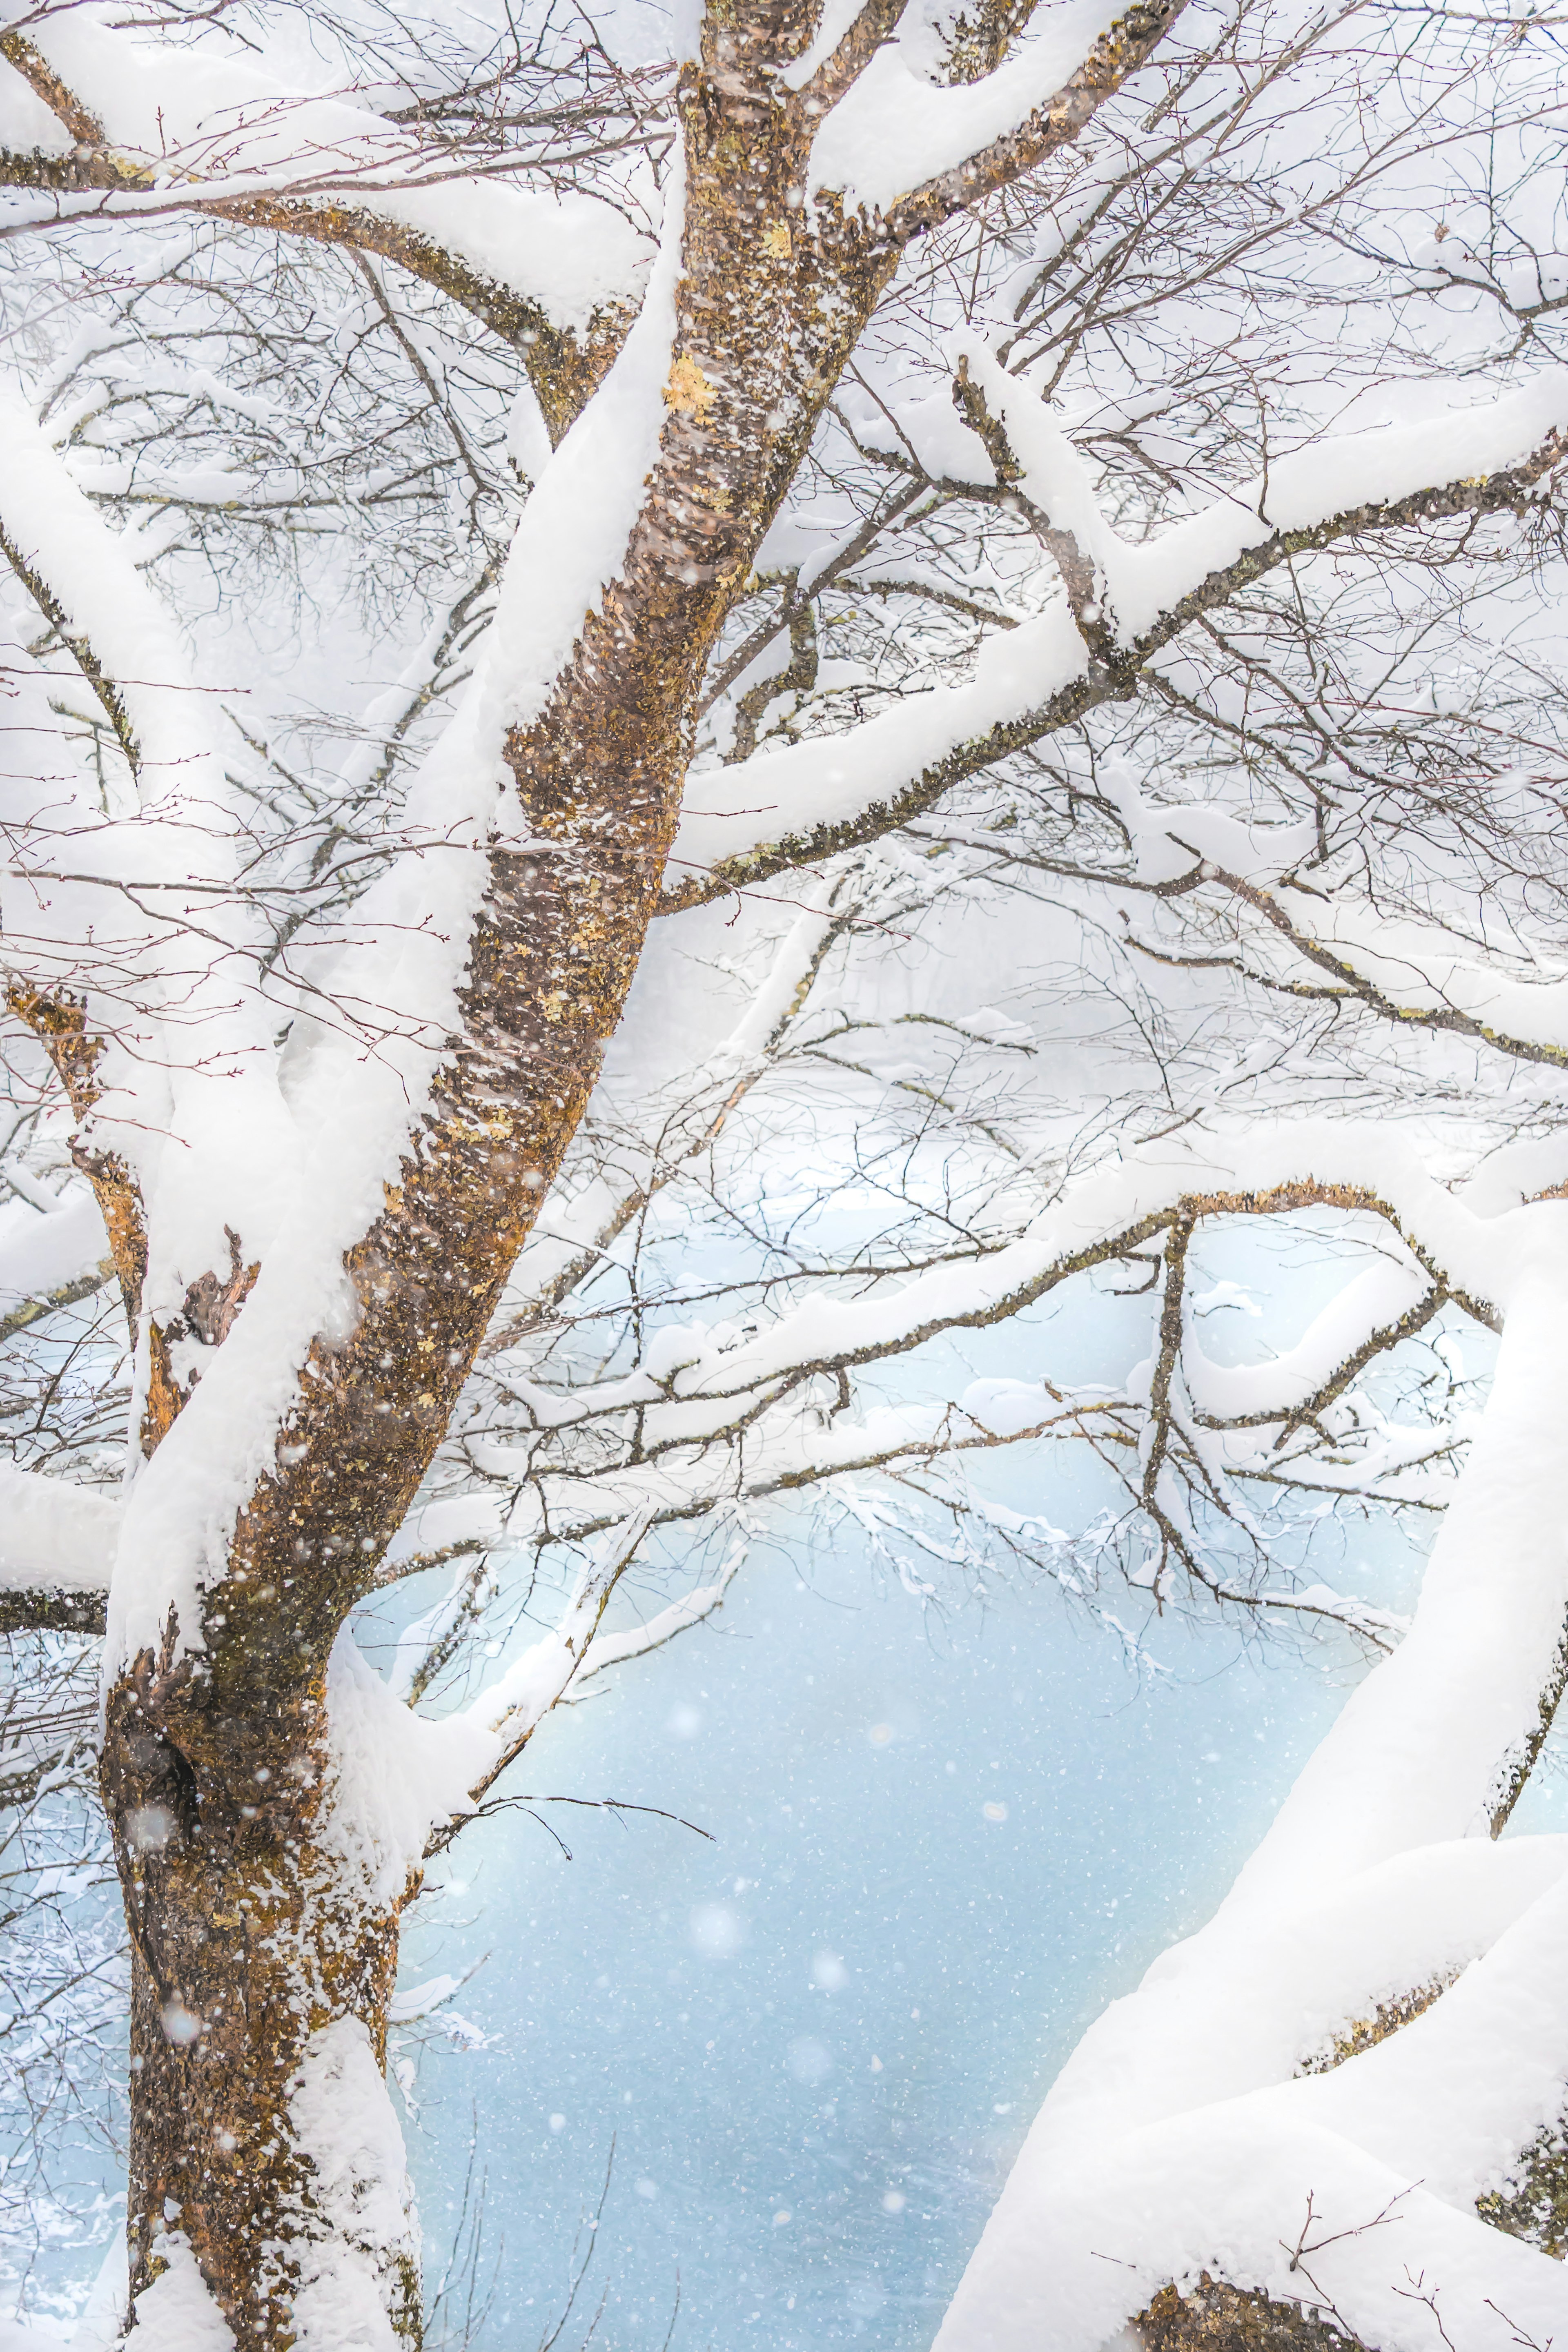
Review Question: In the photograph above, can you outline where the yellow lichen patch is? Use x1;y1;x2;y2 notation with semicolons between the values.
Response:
1478;2124;1568;2257
664;350;716;420
763;221;792;260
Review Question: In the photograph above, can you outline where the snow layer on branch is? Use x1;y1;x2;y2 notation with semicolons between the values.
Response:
1224;1223;1568;1895
321;1634;491;1907
1269;882;1568;1047
624;1127;1525;1404
942;1862;1568;2349
0;383;302;1324
0;62;73;156
1292;1862;1568;2202
287;2017;418;2352
1095;761;1316;886
122;2235;234;2350
0;1462;118;1596
672;599;1087;881
672;370;1568;885
386;1131;1541;1563
0;386;223;809
27;8;646;327
808;0;1125;216
944;2115;1568;2352
965;342;1568;647
1104;369;1568;644
467;158;684;753
1182;1256;1428;1423
1037;1838;1568;2155
0;1189;106;1311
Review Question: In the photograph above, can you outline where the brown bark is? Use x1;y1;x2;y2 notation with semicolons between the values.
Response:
1139;2277;1352;2352
105;1693;416;2345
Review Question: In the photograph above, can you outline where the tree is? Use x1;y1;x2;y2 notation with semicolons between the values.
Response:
0;0;1565;2343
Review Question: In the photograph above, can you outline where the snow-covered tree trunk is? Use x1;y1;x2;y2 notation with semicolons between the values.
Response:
87;48;884;2345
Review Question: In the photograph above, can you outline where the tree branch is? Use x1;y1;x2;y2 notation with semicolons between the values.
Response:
883;0;1187;242
663;432;1566;909
0;40;629;443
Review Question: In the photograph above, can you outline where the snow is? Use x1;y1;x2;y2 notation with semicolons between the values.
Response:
0;1192;107;1312
1182;1257;1428;1424
934;1211;1568;2352
1265;884;1568;1049
0;62;72;156
809;0;1127;217
459;156;685;756
1033;1838;1568;2156
671;599;1087;884
105;139;687;1676
122;2236;234;2351
287;2017;418;2352
65;2243;126;2352
1225;1223;1568;1893
0;385;226;811
672;365;1568;887
0;381;303;1370
627;1125;1528;1409
779;0;869;90
1096;762;1316;887
321;1633;492;1907
1292;1864;1568;2203
27;9;647;329
0;1463;118;1597
1110;369;1568;644
947;2118;1567;2352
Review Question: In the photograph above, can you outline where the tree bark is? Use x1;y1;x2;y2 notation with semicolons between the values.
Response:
95;13;902;2341
106;1694;416;2347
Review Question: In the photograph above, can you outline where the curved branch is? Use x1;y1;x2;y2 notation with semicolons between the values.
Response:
0;1586;106;1635
0;43;631;442
663;425;1566;910
883;0;1187;242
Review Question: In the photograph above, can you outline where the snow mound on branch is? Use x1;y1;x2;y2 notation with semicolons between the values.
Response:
287;2017;418;2352
674;370;1568;889
809;0;1126;216
0;1189;106;1313
122;2236;234;2350
321;1633;492;1906
103;144;688;1684
29;9;646;328
0;1462;118;1595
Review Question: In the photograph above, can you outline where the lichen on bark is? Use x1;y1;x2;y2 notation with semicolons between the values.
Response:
1140;2276;1353;2352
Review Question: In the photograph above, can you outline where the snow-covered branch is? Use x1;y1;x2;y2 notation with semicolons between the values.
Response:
668;376;1567;905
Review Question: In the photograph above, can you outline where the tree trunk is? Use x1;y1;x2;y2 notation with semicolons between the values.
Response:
103;1659;419;2348
92;24;898;2342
